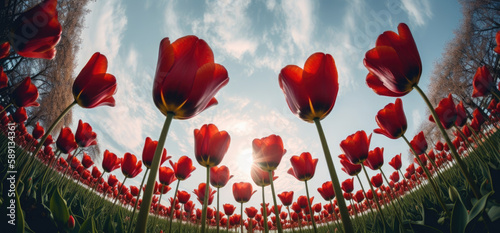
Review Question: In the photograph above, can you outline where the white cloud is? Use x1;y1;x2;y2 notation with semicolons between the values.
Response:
281;0;315;54
163;0;183;39
412;109;422;131
401;0;432;26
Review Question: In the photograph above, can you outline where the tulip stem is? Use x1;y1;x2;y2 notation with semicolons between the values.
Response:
20;101;77;183
304;180;318;232
313;118;354;233
402;135;450;218
134;113;174;233
286;206;296;233
268;171;283;233
226;215;230;233
356;175;376;221
414;85;480;198
262;186;269;233
0;103;12;115
127;168;149;233
241;202;244;233
112;177;128;208
201;166;210;233
361;165;388;228
217;187;220;233
169;179;181;233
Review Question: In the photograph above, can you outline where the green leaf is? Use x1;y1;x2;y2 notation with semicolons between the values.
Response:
104;215;115;233
467;192;491;224
49;188;69;225
115;212;125;233
409;223;443;233
79;217;95;233
450;200;467;233
488;205;500;222
16;190;25;233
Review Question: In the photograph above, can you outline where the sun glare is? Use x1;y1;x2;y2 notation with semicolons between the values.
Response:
237;148;254;179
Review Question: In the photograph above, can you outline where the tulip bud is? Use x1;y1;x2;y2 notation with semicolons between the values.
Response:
448;186;460;203
68;215;75;229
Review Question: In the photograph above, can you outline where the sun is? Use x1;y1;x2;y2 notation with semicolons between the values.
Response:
236;147;254;179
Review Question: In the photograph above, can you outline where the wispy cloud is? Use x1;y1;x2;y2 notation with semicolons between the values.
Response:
401;0;432;26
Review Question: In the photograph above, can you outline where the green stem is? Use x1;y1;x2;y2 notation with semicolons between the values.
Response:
361;165;387;227
262;186;269;233
217;187;220;233
304;180;317;232
127;168;149;233
414;85;480;199
287;206;296;233
169;179;181;233
356;174;376;220
330;200;342;232
112;177;128;208
0;103;12;115
402;135;450;218
313;118;354;233
269;171;283;233
226;215;230;233
200;166;210;233
134;113;174;233
379;169;404;231
241;202;244;233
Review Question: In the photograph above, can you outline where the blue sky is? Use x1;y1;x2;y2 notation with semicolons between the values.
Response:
70;0;462;213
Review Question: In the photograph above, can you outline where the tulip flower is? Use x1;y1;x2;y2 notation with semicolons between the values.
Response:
75;120;97;148
81;153;93;169
339;155;362;176
429;94;457;129
210;165;233;232
122;153;142;178
223;204;236;216
232;182;256;204
245;207;258;218
388;154;402;170
12;77;39;108
435;141;444;151
287;152;319;181
56;127;77;154
277;191;294;206
0;67;8;89
364;147;384;170
340;130;372;165
193;183;216;205
68;215;75;229
472;66;497;98
102;150;121;173
12;107;27;123
252;134;286;172
0;42;9;59
371;174;383;188
495;30;500;54
455;101;467;127
278;52;339;122
142;137;169;169
390;171;400;183
352;190;365;203
194;124;231;167
159;166;176;186
409;131;427;155
32;122;44;140
341;178;354;194
170;156;196;180
73;52;117;108
363;23;421;96
8;0;61;59
317;181;336;201
374;98;407;139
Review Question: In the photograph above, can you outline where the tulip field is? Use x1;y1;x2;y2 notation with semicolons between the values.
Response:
1;0;500;233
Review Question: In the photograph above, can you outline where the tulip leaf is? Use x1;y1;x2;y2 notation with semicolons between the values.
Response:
16;190;25;233
49;188;69;225
79;216;96;233
104;215;115;233
467;192;491;224
450;200;467;233
488;205;500;222
115;212;125;233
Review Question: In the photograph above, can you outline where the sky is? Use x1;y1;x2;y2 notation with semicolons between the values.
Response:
68;0;463;215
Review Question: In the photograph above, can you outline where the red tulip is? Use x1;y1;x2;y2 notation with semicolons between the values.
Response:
291;202;301;213
12;107;27;123
297;196;313;209
232;182;256;203
251;164;276;187
390;171;400;183
108;174;119;187
193;183;216;205
352;190;365;203
8;0;61;59
159;166;177;186
277;191;294;206
81;153;93;169
472;66;495;97
68;215;75;229
0;67;8;89
56;127;77;154
102;150;121;173
223;204;236;216
341;178;354;194
72;52;117;108
12;77;39;107
429;94;457;129
339;154;362;176
91;166;101;179
340;130;372;164
373;98;407;139
364;23;421;96
406;164;415;175
252;134;286;171
121;153;142;178
177;190;191;204
245;207;258;218
141;137;169;169
194;124;230;167
317;181;335;201
410;131;427;155
0;42;9;59
455;101;467;127
32;122;44;140
473;109;485;126
130;186;140;196
435;141;444;151
152;36;229;119
170;156;196;180
364;147;384;170
495;30;500;54
287;152;319;181
388;154;402;170
75;119;97;147
278;52;339;122
371;173;383;187
210;165;233;188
